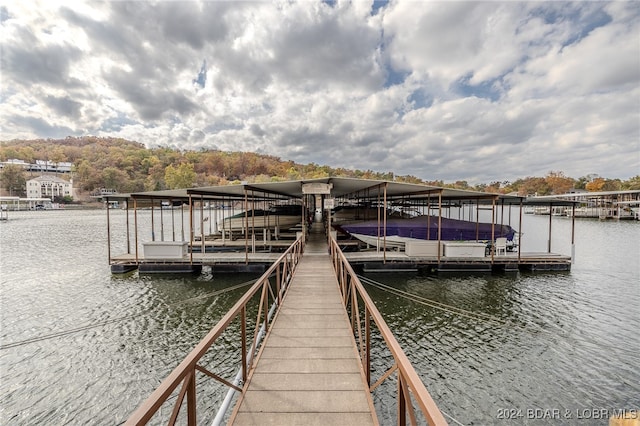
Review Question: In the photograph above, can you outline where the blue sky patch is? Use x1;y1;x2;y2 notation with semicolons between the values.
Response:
100;113;138;132
453;74;503;102
408;89;433;109
192;60;207;90
371;0;389;16
384;65;409;88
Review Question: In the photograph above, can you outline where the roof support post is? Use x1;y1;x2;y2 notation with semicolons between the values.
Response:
208;199;212;235
490;196;498;263
475;198;480;241
437;190;442;264
200;195;205;254
134;198;139;263
126;199;131;254
151;199;155;241
244;187;249;264
376;188;381;252
383;182;387;264
189;194;193;264
547;202;553;253
160;198;164;241
571;203;576;263
426;195;431;240
518;198;523;262
170;199;175;241
181;199;185;241
106;196;111;263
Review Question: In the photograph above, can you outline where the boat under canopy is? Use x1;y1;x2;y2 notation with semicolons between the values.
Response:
336;215;516;243
220;205;304;231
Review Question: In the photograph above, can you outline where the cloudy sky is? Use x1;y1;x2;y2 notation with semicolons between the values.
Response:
2;1;639;183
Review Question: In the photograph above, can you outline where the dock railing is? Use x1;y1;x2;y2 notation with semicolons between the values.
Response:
125;236;304;426
329;237;448;426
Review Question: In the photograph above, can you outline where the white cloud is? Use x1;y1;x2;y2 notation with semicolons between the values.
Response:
1;0;638;183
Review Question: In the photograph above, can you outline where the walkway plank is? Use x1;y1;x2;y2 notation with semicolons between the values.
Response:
230;226;377;426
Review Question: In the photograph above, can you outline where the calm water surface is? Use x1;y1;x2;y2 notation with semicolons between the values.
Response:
0;209;638;425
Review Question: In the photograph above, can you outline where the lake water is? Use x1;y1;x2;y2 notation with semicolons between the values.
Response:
0;209;638;425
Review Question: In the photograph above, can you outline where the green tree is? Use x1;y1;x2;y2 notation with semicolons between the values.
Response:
102;167;128;191
49;147;67;164
601;179;622;191
518;177;550;196
622;175;640;190
75;159;100;191
0;164;26;196
165;163;196;189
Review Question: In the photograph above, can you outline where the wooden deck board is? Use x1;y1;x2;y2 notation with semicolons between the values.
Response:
229;227;377;425
111;249;570;266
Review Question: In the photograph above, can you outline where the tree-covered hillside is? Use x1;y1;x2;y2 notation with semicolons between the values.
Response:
1;137;638;200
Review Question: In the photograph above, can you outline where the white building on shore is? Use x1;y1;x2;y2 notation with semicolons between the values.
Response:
27;175;74;200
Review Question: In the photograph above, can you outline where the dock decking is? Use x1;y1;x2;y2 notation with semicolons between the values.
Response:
229;226;377;425
110;246;571;273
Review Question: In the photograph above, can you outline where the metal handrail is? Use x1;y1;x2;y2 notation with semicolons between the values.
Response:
329;237;448;426
125;237;304;426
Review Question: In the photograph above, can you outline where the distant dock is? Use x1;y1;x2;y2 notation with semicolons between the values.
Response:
526;189;640;220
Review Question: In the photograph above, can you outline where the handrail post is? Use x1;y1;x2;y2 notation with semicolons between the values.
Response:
365;308;371;386
241;306;247;383
263;280;269;333
398;375;406;426
328;238;448;426
187;371;196;426
125;238;303;426
276;263;282;304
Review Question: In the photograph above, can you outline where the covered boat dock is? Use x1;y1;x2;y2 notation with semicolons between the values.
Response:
105;177;578;274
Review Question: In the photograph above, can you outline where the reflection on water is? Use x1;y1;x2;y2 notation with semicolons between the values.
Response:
1;210;638;425
362;262;639;424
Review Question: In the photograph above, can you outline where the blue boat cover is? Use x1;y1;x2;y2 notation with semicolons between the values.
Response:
339;215;516;241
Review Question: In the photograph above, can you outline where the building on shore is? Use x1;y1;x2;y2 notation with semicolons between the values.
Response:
26;175;74;200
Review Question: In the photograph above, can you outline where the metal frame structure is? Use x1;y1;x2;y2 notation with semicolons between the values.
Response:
329;236;448;426
124;236;304;425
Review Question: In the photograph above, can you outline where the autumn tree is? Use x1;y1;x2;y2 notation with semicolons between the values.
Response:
2;137;639;198
518;176;550;196
585;177;606;192
584;176;623;192
622;175;640;190
74;159;101;191
145;157;167;191
0;164;26;196
165;163;196;189
484;181;503;193
601;179;622;191
544;171;575;194
102;167;129;191
49;146;67;165
575;174;599;190
452;180;471;190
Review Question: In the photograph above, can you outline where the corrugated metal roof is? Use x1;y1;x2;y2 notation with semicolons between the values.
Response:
104;177;579;205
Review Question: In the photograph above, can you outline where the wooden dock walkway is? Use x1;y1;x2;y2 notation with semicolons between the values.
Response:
229;224;378;425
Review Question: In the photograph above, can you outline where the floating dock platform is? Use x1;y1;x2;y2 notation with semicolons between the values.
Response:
110;244;571;274
106;177;577;274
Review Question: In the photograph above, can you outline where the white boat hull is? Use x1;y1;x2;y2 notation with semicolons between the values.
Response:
349;233;416;249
